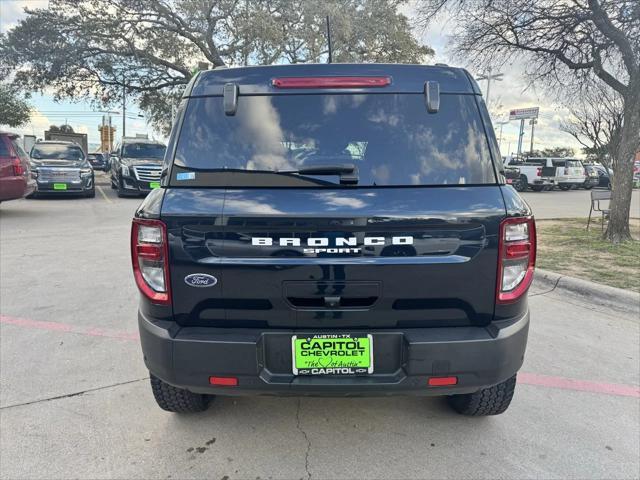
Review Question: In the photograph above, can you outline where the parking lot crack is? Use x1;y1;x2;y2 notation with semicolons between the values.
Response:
0;377;149;410
295;398;312;480
530;275;563;297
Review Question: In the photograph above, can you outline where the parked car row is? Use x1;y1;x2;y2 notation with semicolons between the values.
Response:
505;157;612;192
0;132;167;202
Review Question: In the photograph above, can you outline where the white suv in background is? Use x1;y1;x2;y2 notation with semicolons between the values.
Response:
527;158;586;190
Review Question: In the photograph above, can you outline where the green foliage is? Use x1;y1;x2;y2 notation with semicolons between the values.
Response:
526;147;576;158
0;83;31;128
0;0;432;134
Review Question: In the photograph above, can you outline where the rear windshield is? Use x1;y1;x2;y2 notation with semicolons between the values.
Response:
551;159;582;168
0;138;10;156
31;143;84;160
172;94;496;186
122;143;166;159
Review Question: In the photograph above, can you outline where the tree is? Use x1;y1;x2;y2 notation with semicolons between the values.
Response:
527;147;576;159
416;0;640;243
560;81;624;171
0;0;432;134
0;84;31;128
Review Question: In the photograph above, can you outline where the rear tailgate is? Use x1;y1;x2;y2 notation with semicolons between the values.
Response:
163;186;505;329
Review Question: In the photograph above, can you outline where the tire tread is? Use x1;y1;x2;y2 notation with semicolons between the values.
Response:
150;374;210;413
447;375;517;416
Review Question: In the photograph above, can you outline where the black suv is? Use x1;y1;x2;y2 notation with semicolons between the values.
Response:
132;64;535;416
110;138;166;197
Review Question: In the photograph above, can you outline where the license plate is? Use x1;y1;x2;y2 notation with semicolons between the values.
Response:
149;182;160;189
292;334;373;375
53;183;67;190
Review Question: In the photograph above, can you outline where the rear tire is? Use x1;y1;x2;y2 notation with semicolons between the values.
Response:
447;375;517;416
513;176;527;192
85;188;95;198
530;185;545;192
559;184;571;191
150;374;211;413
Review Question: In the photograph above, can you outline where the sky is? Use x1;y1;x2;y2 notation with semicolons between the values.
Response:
0;0;584;156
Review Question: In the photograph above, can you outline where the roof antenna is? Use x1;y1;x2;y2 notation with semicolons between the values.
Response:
326;15;332;64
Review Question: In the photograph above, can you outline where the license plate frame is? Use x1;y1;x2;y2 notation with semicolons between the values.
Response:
149;182;160;189
53;183;68;190
291;334;373;376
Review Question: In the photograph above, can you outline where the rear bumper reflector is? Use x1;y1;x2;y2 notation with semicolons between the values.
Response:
209;376;239;386
428;376;458;387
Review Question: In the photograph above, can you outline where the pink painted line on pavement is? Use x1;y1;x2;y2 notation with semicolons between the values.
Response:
0;315;139;342
518;372;640;398
2;314;639;398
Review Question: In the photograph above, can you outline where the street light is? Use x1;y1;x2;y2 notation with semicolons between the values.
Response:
476;67;504;106
495;120;509;149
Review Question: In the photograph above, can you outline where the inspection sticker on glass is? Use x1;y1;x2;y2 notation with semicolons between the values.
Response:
176;172;196;181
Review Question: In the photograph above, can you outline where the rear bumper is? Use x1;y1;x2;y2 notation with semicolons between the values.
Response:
0;176;35;201
139;311;530;396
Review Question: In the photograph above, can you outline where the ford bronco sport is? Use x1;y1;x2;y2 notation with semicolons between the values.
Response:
132;64;535;416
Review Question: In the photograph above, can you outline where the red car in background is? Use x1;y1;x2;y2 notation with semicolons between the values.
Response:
0;132;36;202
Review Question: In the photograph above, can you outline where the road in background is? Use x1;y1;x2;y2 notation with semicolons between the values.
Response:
1;187;638;480
522;188;640;219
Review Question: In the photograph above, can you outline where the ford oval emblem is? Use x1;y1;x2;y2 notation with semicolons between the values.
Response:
184;273;218;288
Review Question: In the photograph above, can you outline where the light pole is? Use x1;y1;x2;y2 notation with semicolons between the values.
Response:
495;120;509;149
529;118;538;155
476;67;504;107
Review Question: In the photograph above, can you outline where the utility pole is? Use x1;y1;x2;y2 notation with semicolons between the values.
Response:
476;67;504;107
122;74;126;139
516;119;525;159
326;16;332;64
529;118;538;155
496;121;509;149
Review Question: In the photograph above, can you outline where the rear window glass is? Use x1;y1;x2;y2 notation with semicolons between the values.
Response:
122;142;166;159
31;143;84;160
172;94;496;186
0;138;10;156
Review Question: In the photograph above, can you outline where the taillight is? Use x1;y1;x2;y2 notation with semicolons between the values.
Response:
131;218;171;305
12;158;24;176
272;76;392;89
536;167;541;177
497;217;536;303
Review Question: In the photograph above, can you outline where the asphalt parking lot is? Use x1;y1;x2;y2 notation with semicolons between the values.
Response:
1;178;639;480
521;188;640;219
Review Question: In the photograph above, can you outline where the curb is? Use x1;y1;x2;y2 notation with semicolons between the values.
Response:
533;268;640;315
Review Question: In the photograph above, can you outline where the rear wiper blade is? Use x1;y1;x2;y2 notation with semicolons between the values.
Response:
278;163;359;185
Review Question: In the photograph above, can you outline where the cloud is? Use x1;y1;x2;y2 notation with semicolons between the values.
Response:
0;0;49;33
7;108;51;139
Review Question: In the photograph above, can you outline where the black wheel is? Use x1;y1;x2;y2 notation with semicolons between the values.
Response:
26;191;38;199
150;374;210;413
559;184;571;191
530;185;545;192
447;375;517;416
85;188;95;198
513;176;527;192
117;178;128;198
584;185;594;190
